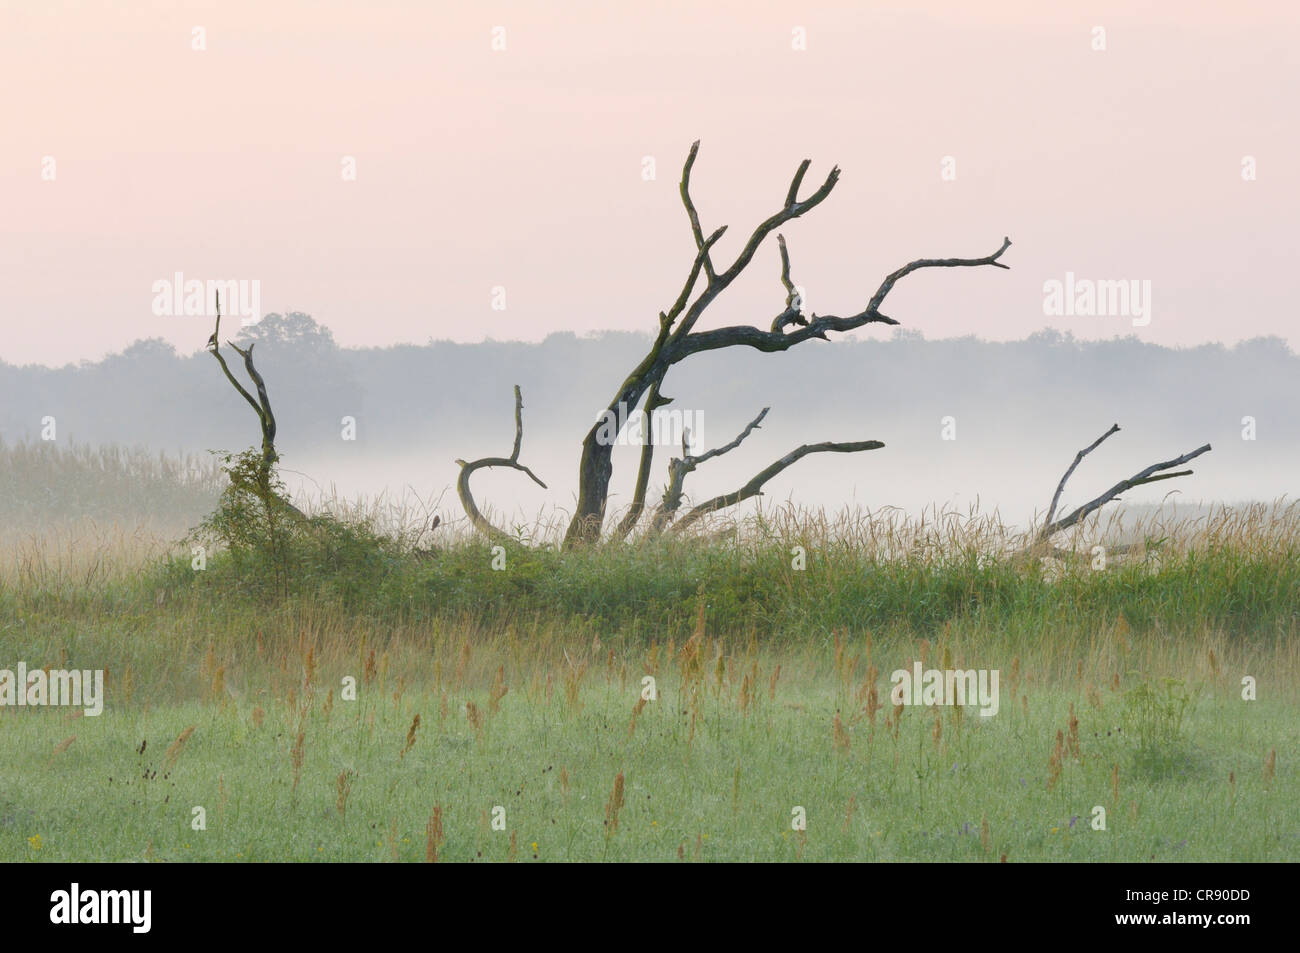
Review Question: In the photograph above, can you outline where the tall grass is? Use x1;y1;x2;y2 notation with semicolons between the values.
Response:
3;441;1297;695
0;438;221;536
2;450;1296;861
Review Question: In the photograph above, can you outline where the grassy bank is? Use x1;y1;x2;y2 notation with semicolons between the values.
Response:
1;494;1297;862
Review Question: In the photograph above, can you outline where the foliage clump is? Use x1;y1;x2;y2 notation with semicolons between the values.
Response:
189;449;395;602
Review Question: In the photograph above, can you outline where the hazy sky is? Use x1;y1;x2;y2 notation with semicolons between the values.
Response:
3;0;1297;366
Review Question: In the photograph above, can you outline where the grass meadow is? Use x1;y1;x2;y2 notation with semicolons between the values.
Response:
1;442;1297;862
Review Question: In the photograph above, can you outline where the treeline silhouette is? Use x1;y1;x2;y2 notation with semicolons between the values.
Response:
2;314;1295;521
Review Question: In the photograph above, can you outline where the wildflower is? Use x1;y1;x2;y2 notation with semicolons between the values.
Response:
28;835;42;850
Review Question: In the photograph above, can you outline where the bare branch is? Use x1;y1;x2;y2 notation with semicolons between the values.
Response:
208;296;275;467
680;140;717;283
716;159;839;290
456;385;548;542
687;407;769;469
777;235;796;302
667;437;884;537
1028;424;1213;549
865;237;1012;322
1043;444;1211;539
210;341;262;420
1044;423;1121;529
205;292;221;351
208;295;262;421
664;149;841;349
676;235;1012;359
785;159;812;208
653;407;771;532
205;293;307;521
664;225;727;332
509;380;525;461
230;342;277;449
770;234;810;333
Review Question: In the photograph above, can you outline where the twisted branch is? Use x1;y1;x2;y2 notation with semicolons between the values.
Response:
456;385;548;542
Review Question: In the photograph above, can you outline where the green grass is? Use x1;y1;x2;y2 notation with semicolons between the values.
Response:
1;462;1297;862
3;659;1295;862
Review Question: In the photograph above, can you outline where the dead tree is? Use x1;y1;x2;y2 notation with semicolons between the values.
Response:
206;292;305;519
456;385;547;542
647;406;884;537
1026;423;1212;561
564;140;1011;547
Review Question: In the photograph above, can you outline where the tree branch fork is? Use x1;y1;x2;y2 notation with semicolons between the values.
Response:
560;140;1011;545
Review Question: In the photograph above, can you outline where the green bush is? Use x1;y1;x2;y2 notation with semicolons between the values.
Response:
187;449;396;603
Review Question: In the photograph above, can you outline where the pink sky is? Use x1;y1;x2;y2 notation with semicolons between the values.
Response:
2;0;1297;366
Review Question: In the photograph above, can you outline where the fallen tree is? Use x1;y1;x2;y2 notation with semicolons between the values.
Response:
1024;423;1212;563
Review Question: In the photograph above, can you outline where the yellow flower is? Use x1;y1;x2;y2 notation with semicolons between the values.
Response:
1051;827;1059;834
28;835;42;850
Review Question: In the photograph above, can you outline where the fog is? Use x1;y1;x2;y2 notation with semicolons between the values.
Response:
3;314;1294;534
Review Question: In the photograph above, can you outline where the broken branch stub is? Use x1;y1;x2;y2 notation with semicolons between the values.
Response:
456;385;548;543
